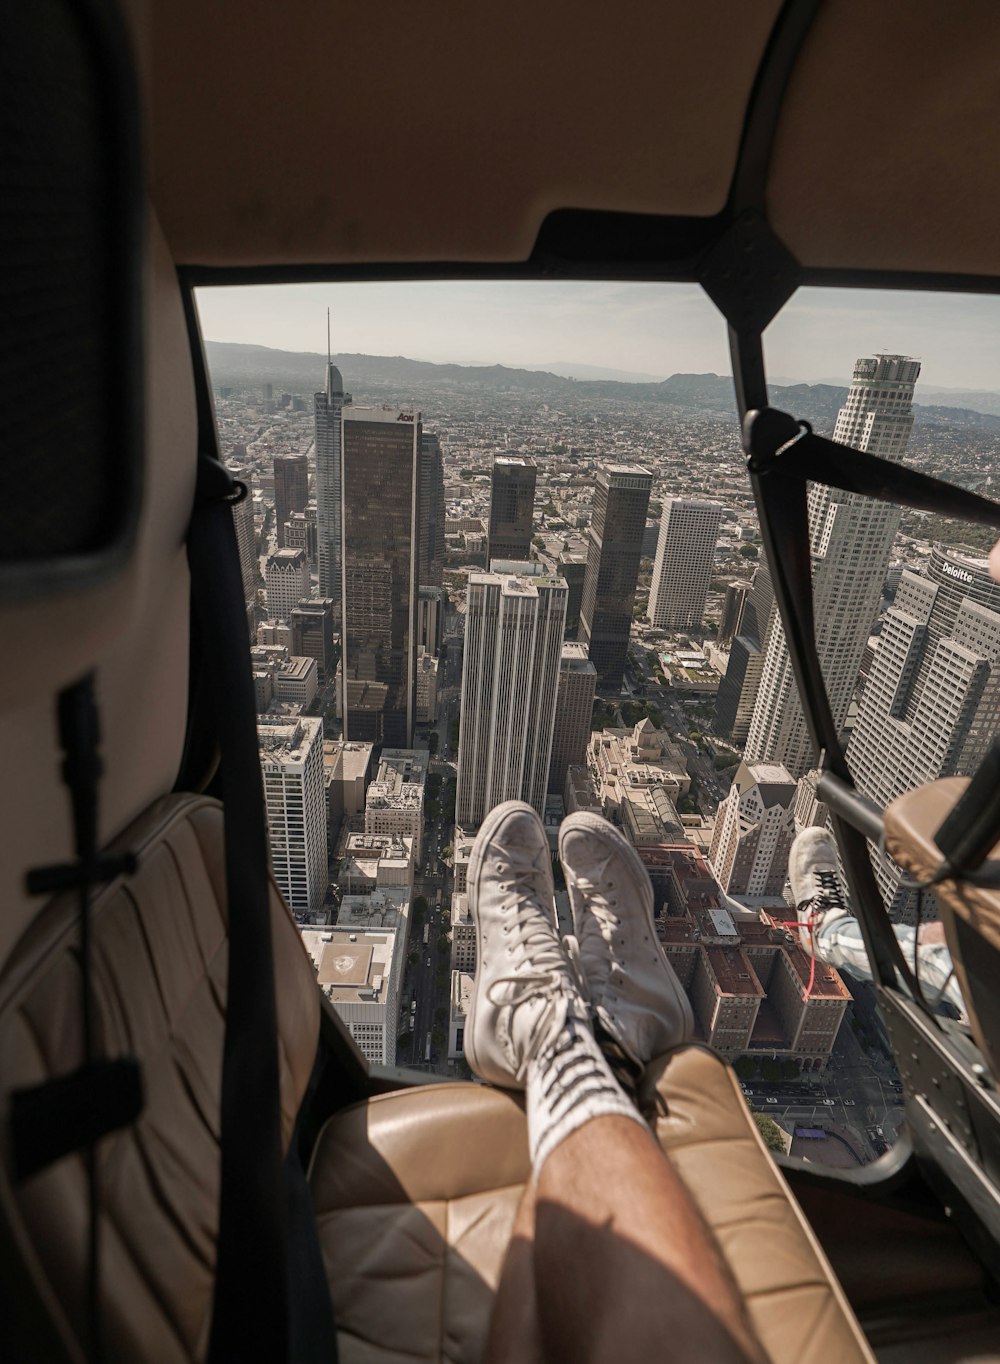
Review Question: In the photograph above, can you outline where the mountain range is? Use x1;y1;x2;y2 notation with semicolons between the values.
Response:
204;341;1000;431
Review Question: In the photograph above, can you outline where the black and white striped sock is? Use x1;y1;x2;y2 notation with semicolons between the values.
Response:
526;1010;646;1177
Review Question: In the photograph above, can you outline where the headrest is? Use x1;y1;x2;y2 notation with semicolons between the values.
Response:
884;778;1000;1079
1;0;143;602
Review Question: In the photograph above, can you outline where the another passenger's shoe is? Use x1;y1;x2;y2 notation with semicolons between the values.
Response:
465;801;587;1089
558;812;693;1067
788;827;850;951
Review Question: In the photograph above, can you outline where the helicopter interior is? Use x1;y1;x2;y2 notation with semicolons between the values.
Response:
4;1;1000;1362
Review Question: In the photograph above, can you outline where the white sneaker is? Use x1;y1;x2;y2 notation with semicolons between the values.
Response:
558;812;693;1066
465;801;586;1089
788;827;850;951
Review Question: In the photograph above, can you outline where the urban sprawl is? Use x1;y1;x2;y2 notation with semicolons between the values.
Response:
208;338;1000;1168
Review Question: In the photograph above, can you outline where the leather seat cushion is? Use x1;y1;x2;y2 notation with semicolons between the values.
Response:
641;1046;875;1364
0;793;320;1363
311;1045;874;1364
310;1084;529;1364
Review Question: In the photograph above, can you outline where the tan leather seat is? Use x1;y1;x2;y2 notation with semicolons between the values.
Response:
311;1051;874;1364
1;791;873;1362
885;777;1000;1077
0;794;320;1363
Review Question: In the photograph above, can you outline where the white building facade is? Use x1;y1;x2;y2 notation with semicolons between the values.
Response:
456;570;567;826
848;546;1000;919
710;761;797;897
648;498;723;631
266;547;310;621
258;716;328;917
745;354;921;777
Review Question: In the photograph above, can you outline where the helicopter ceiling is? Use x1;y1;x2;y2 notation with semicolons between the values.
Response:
137;0;1000;290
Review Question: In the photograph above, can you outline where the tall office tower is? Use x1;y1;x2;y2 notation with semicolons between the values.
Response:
273;453;309;548
258;717;328;917
578;464;652;689
290;597;335;677
341;407;421;747
417;586;444;656
717;580;752;649
456;570;567;825
709;761;797;897
265;546;310;620
487;455;536;563
713;635;765;743
848;546;1000;919
745;354;921;777
548;642;598;794
419;432;447;587
314;359;351;604
284;506;318;563
714;561;773;740
558;550;587;636
228;463;258;636
648;498;723;631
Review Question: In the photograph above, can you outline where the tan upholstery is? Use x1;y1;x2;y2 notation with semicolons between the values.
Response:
642;1047;875;1364
0;794;320;1364
311;1085;530;1364
0;209;197;968
312;1046;874;1364
885;778;1000;1078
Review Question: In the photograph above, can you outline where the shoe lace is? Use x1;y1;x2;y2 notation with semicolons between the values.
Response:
573;860;621;940
813;868;847;914
485;865;568;1009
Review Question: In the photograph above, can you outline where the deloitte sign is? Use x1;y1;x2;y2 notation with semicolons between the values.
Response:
940;560;975;586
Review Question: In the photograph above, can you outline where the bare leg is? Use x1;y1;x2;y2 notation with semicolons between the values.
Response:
530;1116;766;1364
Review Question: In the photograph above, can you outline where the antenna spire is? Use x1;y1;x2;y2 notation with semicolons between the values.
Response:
327;307;331;367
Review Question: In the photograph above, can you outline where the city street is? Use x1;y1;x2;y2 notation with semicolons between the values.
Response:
745;1024;904;1161
397;630;462;1074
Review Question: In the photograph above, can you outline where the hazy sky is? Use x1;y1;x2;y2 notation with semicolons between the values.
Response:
196;281;1000;391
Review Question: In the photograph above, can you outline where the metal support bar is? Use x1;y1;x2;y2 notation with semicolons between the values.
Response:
816;771;885;845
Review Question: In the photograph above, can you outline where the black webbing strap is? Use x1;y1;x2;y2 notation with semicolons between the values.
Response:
187;456;289;1364
742;407;952;1004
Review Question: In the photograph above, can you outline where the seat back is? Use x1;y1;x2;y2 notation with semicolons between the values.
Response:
0;795;320;1361
885;777;1000;1079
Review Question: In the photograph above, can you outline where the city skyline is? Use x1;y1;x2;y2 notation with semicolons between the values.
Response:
196;281;1000;392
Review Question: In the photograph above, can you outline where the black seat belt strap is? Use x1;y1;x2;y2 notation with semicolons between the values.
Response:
187;456;290;1364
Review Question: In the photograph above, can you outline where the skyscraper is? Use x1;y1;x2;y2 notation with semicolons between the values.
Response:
744;354;921;777
265;546;310;620
558;550;587;637
548;642;598;794
227;462;258;637
848;546;1000;919
290;597;335;677
258;716;328;917
419;432;446;587
314;358;351;605
717;580;752;649
578;464;651;690
647;498;723;631
487;455;536;563
714;562;773;741
456;569;567;825
340;407;421;747
273;453;309;548
709;761;797;897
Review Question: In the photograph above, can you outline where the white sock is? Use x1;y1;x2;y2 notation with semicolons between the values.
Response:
526;1010;647;1178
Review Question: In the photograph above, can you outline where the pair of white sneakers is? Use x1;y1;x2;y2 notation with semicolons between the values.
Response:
464;801;694;1091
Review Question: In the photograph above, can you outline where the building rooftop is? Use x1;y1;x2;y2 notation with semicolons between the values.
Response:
299;925;399;1005
324;739;374;781
344;405;420;425
705;945;765;998
258;716;321;763
560;641;597;673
